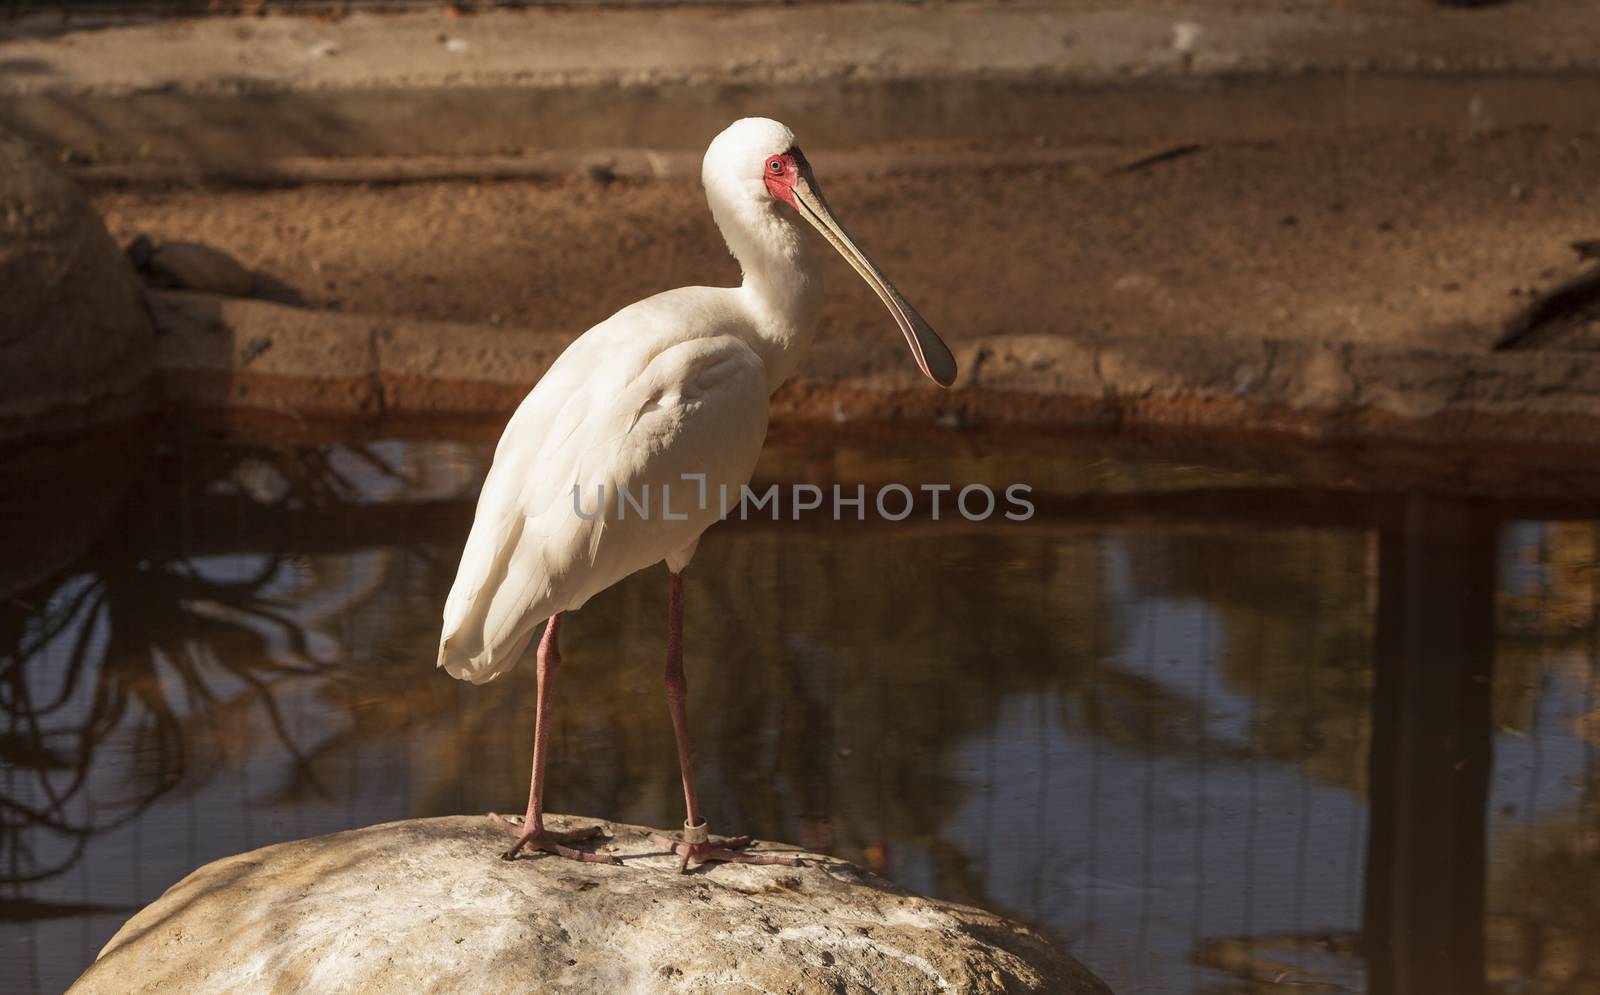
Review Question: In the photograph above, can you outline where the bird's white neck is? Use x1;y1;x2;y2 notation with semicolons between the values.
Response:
711;193;823;391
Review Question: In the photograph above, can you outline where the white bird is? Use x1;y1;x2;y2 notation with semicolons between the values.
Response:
437;117;956;870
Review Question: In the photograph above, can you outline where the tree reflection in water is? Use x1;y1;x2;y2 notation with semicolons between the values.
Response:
0;434;419;891
1;426;1598;995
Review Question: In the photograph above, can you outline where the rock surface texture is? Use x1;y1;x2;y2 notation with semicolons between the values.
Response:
0;128;153;430
69;815;1111;995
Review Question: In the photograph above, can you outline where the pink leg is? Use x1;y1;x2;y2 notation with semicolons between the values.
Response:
649;570;800;873
490;613;616;863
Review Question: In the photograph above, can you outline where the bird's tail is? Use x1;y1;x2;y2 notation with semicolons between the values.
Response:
436;510;539;684
438;618;535;685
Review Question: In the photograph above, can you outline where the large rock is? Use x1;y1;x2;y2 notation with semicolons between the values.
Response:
68;815;1112;995
0;129;154;432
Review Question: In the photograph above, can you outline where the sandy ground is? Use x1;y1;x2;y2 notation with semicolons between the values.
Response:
10;1;1599;95
90;128;1599;384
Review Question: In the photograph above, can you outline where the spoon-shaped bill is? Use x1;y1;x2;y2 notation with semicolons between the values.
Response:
788;175;958;388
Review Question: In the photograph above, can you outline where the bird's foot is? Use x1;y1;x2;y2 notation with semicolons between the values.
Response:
649;821;801;873
489;813;618;863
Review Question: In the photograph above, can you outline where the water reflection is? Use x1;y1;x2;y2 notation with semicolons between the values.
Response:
1;424;1597;995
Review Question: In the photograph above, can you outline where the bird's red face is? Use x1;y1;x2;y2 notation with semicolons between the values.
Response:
761;148;806;206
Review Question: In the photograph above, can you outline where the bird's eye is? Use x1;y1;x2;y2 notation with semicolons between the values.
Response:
768;159;784;173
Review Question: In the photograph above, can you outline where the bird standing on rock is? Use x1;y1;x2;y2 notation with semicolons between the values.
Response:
437;117;957;871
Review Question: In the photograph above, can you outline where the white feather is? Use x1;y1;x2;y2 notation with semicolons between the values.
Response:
438;118;818;684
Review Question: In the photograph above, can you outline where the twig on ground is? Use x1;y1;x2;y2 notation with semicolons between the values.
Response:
1103;143;1205;177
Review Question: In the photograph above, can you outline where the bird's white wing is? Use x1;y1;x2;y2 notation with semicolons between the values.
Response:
438;293;770;684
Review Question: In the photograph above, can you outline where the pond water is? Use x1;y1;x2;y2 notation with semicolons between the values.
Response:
2;422;1598;995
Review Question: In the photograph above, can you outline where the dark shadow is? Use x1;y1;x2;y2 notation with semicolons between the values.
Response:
0;56;53;74
1364;496;1494;995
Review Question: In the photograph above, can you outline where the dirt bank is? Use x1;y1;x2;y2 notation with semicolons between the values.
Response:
94;127;1597;378
105;123;1600;450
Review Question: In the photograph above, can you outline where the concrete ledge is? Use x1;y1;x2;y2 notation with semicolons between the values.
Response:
4;3;1600;164
150;291;1600;448
930;333;1600;445
152;290;568;416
